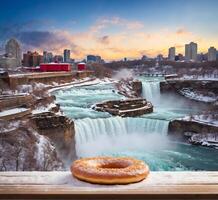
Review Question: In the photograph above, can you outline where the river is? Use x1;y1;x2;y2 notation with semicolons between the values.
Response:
53;77;218;171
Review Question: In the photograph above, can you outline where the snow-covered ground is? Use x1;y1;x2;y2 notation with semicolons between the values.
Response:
179;88;217;103
0;120;20;133
48;77;115;93
0;108;29;117
182;74;218;81
182;114;218;127
32;103;58;115
190;133;218;149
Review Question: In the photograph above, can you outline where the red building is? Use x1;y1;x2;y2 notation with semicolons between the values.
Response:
40;63;71;72
77;62;86;71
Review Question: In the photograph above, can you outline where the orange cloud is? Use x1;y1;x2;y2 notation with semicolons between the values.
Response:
19;18;217;61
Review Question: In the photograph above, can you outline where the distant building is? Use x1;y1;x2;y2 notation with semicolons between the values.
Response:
141;55;148;61
0;56;19;69
185;42;197;61
157;54;164;61
40;63;71;72
87;55;102;63
5;38;22;66
23;51;43;67
87;55;97;63
95;55;101;63
64;49;71;63
208;47;217;61
43;51;53;63
77;62;86;71
197;53;207;62
175;53;184;61
168;47;175;61
124;57;127;62
0;38;22;69
53;55;63;63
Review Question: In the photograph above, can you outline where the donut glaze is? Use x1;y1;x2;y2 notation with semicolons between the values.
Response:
71;157;149;184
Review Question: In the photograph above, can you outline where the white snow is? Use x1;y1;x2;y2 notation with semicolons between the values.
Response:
36;135;48;166
182;74;218;81
0;121;20;133
182;114;218;127
119;105;150;113
179;88;217;103
48;78;111;93
32;103;57;114
0;108;29;117
190;133;218;148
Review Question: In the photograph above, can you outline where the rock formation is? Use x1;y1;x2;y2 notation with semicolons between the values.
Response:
31;112;76;167
93;98;153;117
116;79;142;98
0;120;63;171
160;79;218;104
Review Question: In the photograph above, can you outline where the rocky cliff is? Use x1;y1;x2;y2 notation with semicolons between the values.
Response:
93;98;153;117
31;112;76;167
0;120;63;171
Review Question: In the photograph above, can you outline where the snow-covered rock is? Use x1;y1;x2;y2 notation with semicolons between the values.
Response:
189;133;218;149
0;120;63;171
179;88;217;103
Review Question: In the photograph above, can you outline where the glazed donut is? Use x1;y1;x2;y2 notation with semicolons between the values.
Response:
71;156;149;184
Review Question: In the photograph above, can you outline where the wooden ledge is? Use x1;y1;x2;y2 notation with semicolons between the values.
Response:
0;171;218;199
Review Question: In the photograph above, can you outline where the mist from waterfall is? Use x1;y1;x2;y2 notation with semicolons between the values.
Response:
75;117;169;157
54;77;218;171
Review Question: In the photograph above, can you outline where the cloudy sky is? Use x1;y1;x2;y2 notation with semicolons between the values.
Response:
0;0;218;60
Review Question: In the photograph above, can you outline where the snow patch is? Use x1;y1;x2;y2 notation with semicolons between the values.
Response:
0;108;29;117
179;88;217;103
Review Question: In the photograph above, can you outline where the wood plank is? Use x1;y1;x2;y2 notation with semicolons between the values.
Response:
0;172;218;199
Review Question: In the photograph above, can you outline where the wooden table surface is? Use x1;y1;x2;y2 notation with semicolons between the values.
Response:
0;171;218;199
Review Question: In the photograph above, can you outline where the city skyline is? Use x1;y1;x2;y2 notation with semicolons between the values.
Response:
0;0;218;60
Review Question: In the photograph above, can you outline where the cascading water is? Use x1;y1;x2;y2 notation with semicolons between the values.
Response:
53;78;218;171
142;81;161;104
75;117;169;157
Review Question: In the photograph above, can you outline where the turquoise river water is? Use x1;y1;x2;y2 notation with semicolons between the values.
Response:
53;77;218;171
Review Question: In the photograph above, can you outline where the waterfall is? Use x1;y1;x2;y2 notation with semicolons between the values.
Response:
142;81;161;103
75;117;169;157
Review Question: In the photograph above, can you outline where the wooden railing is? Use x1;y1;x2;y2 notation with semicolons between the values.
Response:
0;171;218;199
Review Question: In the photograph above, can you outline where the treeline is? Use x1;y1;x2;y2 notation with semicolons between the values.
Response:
160;60;218;70
104;60;156;70
87;59;218;78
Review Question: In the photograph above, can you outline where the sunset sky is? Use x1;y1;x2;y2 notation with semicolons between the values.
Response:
0;0;218;61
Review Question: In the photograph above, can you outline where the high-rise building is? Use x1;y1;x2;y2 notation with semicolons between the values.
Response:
5;38;22;66
185;42;197;61
185;44;190;61
64;49;71;63
168;47;175;61
47;52;53;63
87;55;97;63
43;51;53;63
0;38;22;68
208;47;217;61
23;51;43;67
53;55;63;63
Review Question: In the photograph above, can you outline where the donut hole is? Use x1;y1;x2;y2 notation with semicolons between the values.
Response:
99;161;131;169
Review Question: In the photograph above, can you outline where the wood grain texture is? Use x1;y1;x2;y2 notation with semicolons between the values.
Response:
0;171;218;199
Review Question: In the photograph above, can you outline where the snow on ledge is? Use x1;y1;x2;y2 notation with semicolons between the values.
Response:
0;108;29;117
